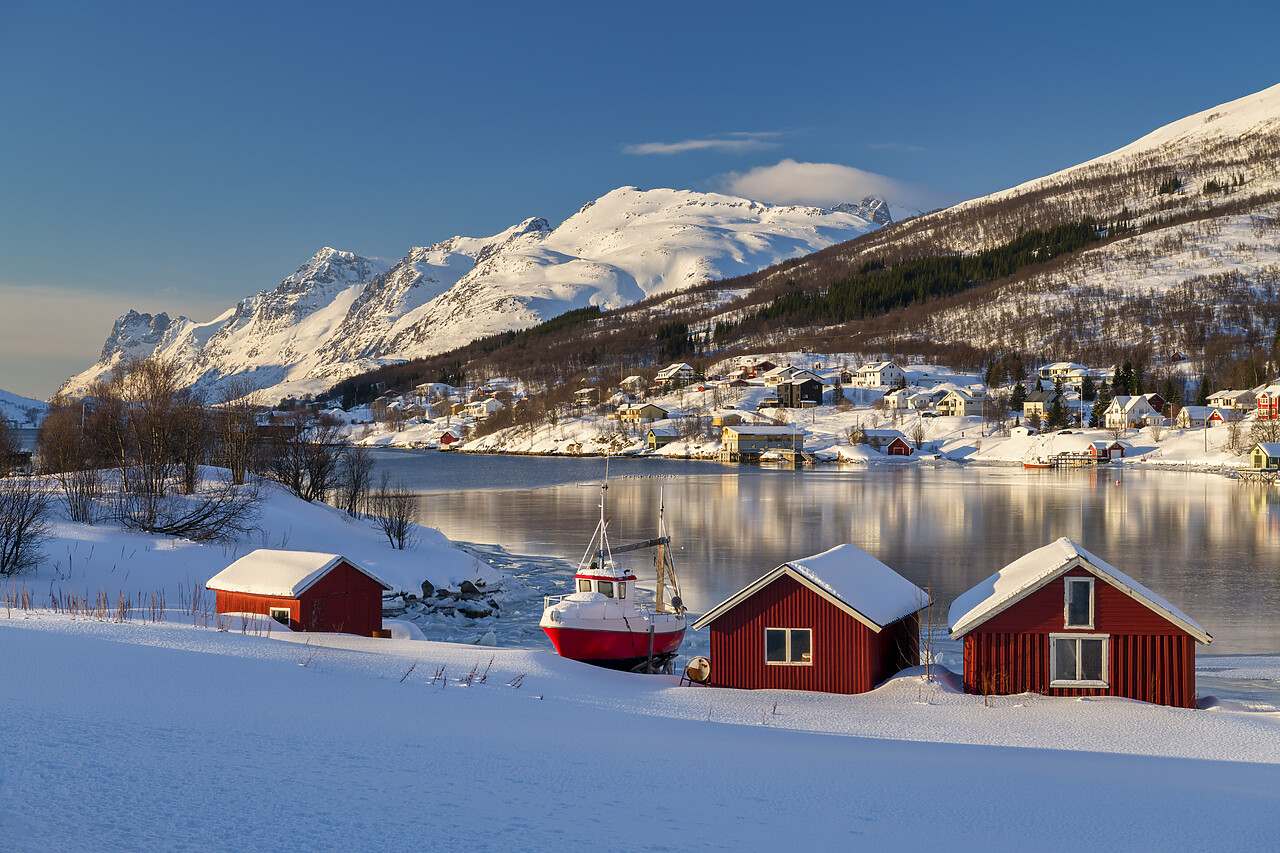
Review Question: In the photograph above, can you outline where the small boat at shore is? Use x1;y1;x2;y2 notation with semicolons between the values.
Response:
1023;458;1053;469
539;480;686;671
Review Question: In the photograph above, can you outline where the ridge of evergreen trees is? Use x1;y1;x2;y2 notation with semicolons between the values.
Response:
752;219;1106;328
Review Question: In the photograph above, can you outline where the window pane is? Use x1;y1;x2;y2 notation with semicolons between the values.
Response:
1080;639;1104;681
618;582;626;600
766;629;787;662
578;579;592;593
1066;579;1091;627
597;581;614;598
1055;638;1078;681
790;629;811;663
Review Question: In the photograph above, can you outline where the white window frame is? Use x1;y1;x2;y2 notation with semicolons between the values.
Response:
269;606;291;626
764;627;813;666
1050;633;1109;687
1063;576;1094;629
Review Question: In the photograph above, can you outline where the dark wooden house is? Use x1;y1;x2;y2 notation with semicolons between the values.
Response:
948;538;1211;708
692;545;929;694
777;377;823;408
206;550;391;637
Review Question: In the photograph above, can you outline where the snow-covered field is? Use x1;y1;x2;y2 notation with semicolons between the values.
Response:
4;611;1280;851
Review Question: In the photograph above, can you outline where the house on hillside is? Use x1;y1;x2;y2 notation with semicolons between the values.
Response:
206;550;391;637
938;388;985;417
618;402;669;422
1143;392;1167;415
948;538;1211;708
853;361;906;388
777;375;824;408
464;398;505;420
853;428;907;451
1104;395;1154;430
656;363;697;386
1175;407;1235;429
1023;388;1058;420
1038;362;1088;381
1255;385;1280;420
1208;389;1256;412
692;544;929;695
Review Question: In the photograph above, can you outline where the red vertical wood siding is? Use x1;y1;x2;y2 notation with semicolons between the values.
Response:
960;569;1199;708
707;574;919;694
212;561;384;637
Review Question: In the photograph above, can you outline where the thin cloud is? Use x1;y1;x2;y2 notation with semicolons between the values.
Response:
717;159;956;212
865;142;928;153
624;132;782;156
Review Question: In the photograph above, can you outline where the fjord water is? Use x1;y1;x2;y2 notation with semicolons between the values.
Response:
373;450;1280;656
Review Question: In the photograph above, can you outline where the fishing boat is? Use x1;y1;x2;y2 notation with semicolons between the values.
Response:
540;480;686;671
1023;458;1053;469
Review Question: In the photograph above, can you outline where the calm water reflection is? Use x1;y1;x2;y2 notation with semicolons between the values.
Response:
372;450;1280;655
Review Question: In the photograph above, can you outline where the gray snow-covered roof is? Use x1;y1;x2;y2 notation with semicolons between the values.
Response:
693;544;929;633
206;550;391;598
947;538;1210;644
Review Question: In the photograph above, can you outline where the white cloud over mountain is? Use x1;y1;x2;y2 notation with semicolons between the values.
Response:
718;159;956;214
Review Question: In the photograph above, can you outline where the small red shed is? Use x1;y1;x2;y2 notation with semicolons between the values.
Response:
886;437;914;456
691;544;930;694
206;550;391;637
948;538;1211;708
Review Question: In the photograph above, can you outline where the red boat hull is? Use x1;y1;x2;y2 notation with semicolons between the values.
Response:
542;624;685;667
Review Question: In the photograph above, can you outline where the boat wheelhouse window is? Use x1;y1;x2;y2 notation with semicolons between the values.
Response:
269;607;290;626
765;627;812;665
1050;634;1108;687
618;582;626;599
1064;577;1094;628
578;579;592;593
597;580;615;598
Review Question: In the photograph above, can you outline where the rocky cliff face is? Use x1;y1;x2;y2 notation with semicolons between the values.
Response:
62;188;882;401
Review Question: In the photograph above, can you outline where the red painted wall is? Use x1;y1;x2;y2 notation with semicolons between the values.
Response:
213;560;384;637
706;574;919;694
960;568;1198;708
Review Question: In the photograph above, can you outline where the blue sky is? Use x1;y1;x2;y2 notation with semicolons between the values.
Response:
2;0;1278;398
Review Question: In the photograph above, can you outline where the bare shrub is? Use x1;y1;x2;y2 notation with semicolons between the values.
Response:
0;477;53;576
370;471;417;550
113;474;263;542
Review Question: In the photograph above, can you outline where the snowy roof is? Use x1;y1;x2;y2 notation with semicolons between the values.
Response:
947;538;1211;644
647;428;678;437
1256;443;1280;456
724;425;805;436
693;544;929;633
206;550;392;598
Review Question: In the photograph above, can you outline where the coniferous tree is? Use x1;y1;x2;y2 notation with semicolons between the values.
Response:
1080;375;1097;402
1196;375;1210;406
1090;381;1112;429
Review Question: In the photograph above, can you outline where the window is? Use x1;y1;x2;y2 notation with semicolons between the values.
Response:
618;582;626;600
1050;634;1108;687
1064;577;1093;628
765;628;812;665
597;580;614;598
577;579;592;593
269;607;290;626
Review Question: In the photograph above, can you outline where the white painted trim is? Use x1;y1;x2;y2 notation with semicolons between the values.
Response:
268;607;291;625
764;627;813;666
692;566;891;633
1049;633;1109;687
1064;576;1094;629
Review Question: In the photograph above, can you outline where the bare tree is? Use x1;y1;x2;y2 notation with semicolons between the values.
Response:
370;471;417;550
0;476;52;576
337;445;374;517
1226;419;1247;455
910;422;927;449
1250;417;1280;445
214;380;261;485
113;474;262;542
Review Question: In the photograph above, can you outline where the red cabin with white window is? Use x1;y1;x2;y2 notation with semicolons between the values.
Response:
948;538;1211;708
692;545;929;694
206;550;391;637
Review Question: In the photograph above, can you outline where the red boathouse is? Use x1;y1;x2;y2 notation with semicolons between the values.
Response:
691;544;929;694
206;550;391;637
948;538;1212;708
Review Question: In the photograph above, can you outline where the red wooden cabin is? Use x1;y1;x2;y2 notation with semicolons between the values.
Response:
948;538;1211;708
886;437;914;456
692;544;929;694
206;550;391;637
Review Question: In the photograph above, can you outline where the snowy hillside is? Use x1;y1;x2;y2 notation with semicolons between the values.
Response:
0;387;47;426
62;188;882;402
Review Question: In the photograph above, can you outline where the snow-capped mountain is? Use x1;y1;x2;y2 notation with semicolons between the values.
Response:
62;187;884;400
731;82;1280;363
0;387;47;427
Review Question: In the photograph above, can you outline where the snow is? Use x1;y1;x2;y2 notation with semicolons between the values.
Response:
205;549;391;598
3;611;1280;850
948;537;1211;643
696;544;929;630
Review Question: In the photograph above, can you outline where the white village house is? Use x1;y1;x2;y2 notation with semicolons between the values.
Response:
1104;395;1155;430
853;361;906;388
